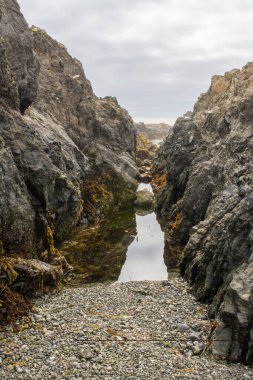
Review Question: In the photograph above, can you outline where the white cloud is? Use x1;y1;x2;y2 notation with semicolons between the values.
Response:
18;0;253;123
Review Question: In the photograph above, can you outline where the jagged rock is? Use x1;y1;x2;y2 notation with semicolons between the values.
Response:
136;135;157;183
30;26;138;195
212;258;253;364
0;0;138;258
154;64;253;363
0;0;40;112
137;134;157;164
0;41;19;109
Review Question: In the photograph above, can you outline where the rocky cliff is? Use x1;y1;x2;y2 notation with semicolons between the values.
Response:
153;65;253;363
0;0;138;299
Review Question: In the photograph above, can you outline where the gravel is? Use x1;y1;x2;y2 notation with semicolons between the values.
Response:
0;277;252;379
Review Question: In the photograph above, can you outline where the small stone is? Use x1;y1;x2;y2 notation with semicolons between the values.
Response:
79;349;94;360
185;350;193;359
43;328;54;336
15;366;23;374
192;344;203;355
192;323;201;332
92;357;103;364
189;333;201;341
177;323;190;332
34;314;45;322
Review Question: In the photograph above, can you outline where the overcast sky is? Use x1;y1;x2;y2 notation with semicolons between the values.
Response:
19;0;253;124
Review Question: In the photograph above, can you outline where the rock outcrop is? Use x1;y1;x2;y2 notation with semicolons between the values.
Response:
135;189;155;210
153;65;253;363
136;134;157;183
0;0;40;113
0;0;138;300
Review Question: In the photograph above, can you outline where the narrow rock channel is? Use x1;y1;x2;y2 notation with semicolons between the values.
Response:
0;180;253;379
61;182;167;285
0;1;253;378
118;183;167;283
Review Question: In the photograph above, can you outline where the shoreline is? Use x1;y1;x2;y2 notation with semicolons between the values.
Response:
0;278;252;379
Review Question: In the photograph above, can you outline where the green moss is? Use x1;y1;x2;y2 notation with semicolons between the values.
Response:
0;259;18;285
82;177;114;222
61;207;136;286
47;226;57;257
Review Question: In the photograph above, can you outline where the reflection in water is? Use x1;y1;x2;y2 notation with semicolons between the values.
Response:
61;183;168;286
152;139;163;147
118;212;167;282
137;183;153;192
61;209;136;286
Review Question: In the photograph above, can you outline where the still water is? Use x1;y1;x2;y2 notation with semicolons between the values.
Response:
61;183;167;286
118;210;167;282
137;183;153;192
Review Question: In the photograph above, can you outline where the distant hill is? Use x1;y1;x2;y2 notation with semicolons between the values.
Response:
135;122;172;140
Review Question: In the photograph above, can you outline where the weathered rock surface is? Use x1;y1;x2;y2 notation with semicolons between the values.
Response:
0;0;40;113
153;64;253;363
136;134;157;183
30;26;138;197
137;134;157;164
0;0;138;297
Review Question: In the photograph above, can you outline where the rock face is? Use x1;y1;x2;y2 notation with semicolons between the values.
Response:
0;0;40;113
0;0;138;287
31;26;137;197
153;65;253;363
